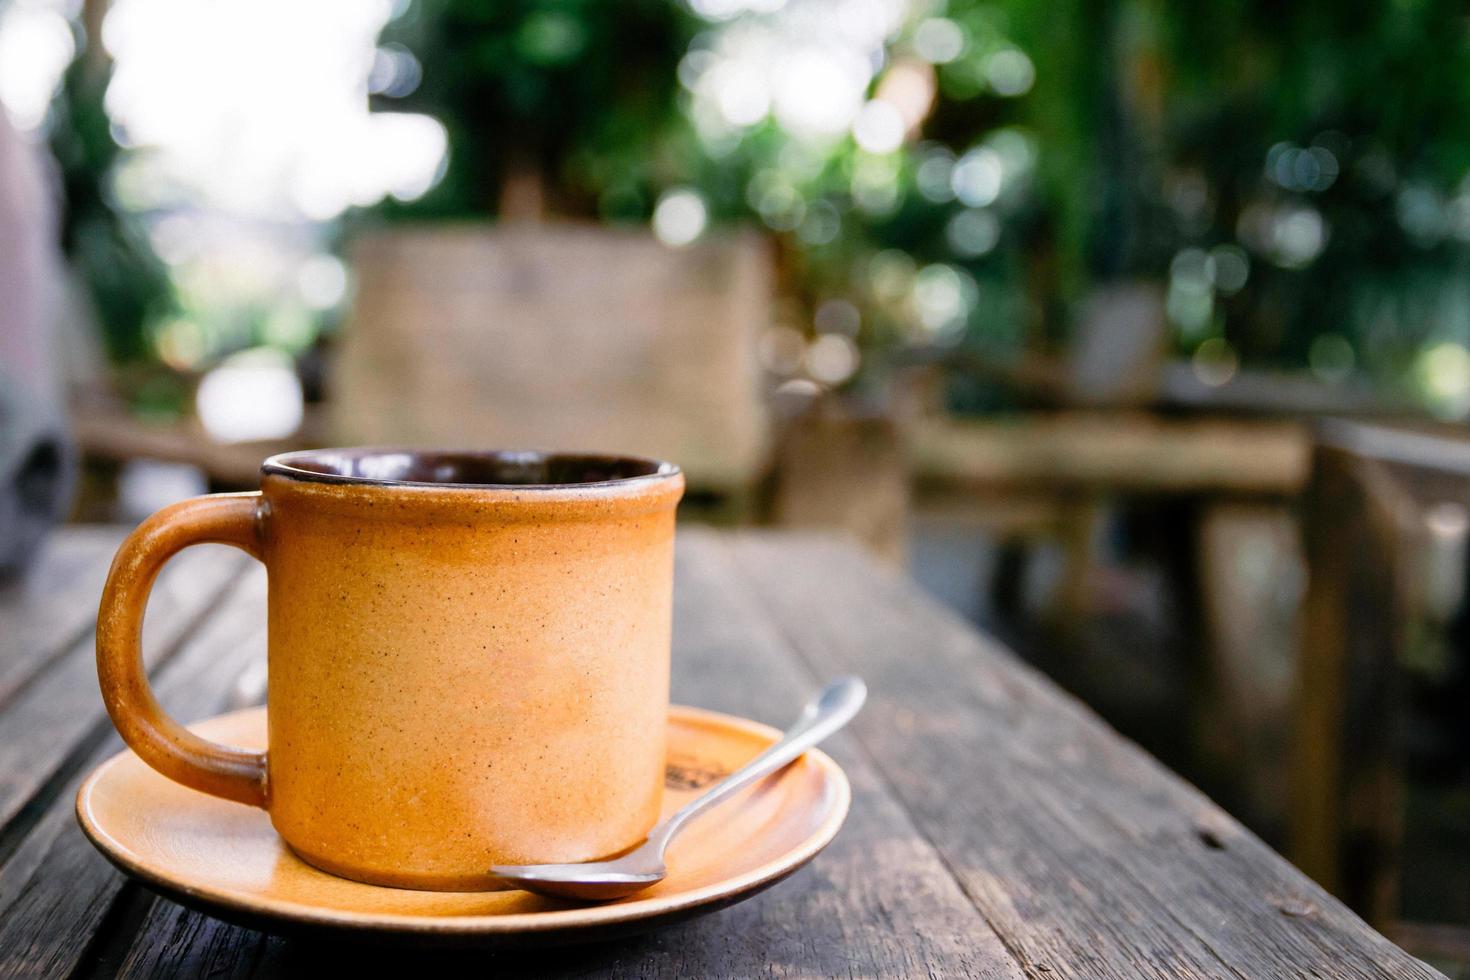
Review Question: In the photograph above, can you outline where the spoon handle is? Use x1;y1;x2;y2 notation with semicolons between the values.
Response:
649;677;867;852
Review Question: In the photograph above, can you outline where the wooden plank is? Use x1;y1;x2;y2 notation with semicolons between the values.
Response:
912;413;1310;496
725;533;1444;980
659;530;1017;977
1159;363;1413;417
107;530;1021;978
1318;417;1470;477
0;564;268;979
0;543;249;831
0;525;124;705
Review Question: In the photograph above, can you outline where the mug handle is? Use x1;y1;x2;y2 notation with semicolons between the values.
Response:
96;492;269;808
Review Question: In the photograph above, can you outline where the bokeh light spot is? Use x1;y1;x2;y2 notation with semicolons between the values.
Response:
652;188;708;248
806;333;860;384
196;348;304;443
1192;338;1238;387
913;18;964;65
985;48;1034;97
951;147;1003;207
946;209;1000;258
852;99;905;154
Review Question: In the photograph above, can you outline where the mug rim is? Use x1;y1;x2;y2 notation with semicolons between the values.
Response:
261;448;681;492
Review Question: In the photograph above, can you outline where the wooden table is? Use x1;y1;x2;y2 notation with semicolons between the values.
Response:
0;527;1443;978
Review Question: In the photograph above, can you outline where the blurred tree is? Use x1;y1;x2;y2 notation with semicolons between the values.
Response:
373;0;1044;403
47;43;174;366
374;0;699;219
1162;0;1470;401
43;0;1470;416
1004;0;1470;409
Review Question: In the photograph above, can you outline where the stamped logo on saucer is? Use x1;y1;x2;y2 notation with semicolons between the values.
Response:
665;756;728;791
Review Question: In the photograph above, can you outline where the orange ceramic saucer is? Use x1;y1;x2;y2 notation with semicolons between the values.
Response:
76;705;850;946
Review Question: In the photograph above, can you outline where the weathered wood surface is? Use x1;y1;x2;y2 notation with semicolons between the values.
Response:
728;534;1443;979
0;528;1442;978
0;542;248;834
0;526;123;702
0;566;264;978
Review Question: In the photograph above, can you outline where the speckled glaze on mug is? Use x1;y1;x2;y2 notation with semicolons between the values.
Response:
96;449;683;890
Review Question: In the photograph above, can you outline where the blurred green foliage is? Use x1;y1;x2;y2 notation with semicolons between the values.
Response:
374;0;699;218
48;57;174;365
1055;0;1470;387
48;0;1470;413
370;0;1470;408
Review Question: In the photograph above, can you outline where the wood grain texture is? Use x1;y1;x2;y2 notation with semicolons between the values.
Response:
0;525;124;704
0;543;248;830
0;529;1440;979
725;532;1444;980
0;563;267;979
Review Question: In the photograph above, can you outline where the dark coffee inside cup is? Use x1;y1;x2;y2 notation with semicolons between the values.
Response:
264;449;677;488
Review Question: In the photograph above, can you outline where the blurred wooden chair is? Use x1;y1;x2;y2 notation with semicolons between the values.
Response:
1293;419;1470;957
331;223;772;516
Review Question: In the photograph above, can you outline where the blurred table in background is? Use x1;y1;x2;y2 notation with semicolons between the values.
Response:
0;527;1444;977
902;407;1320;888
69;404;318;489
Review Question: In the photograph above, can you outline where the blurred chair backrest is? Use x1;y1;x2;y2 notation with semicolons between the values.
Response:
331;224;773;493
1293;418;1470;933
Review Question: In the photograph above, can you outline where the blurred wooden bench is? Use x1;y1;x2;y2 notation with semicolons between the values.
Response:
69;405;312;489
911;410;1310;495
331;223;772;515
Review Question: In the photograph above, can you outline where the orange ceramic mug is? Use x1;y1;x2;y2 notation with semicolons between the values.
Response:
96;449;683;890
